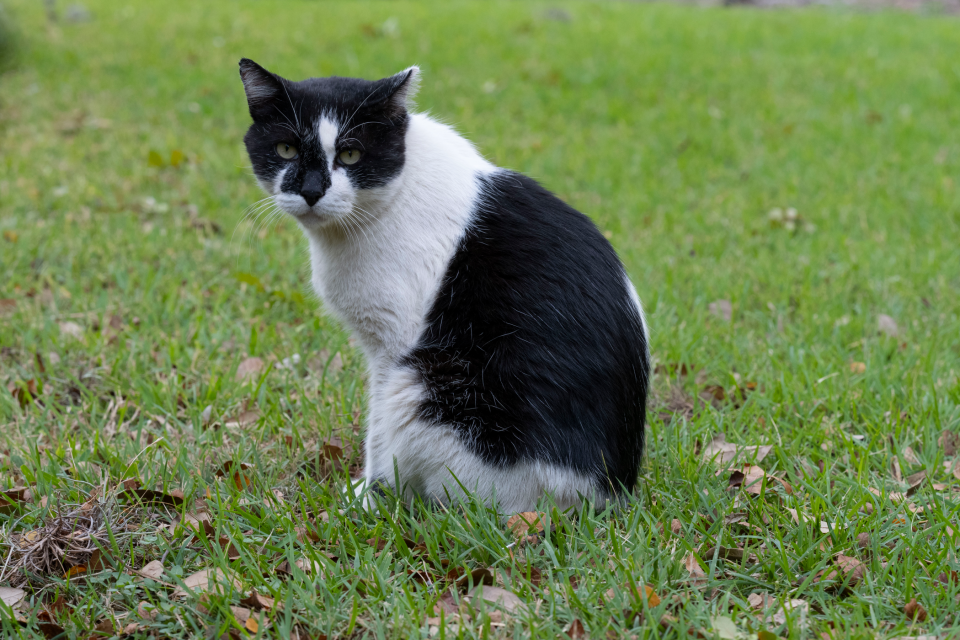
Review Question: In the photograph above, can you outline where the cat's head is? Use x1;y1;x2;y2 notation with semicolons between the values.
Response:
239;59;419;231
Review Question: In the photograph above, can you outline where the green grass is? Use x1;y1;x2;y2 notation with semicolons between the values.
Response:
2;0;960;638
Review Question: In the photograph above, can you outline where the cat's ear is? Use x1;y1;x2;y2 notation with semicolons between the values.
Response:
239;58;285;120
373;66;420;119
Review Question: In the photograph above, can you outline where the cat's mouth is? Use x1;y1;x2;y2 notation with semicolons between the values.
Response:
274;193;352;230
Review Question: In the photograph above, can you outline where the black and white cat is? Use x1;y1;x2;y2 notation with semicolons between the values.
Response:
239;60;650;513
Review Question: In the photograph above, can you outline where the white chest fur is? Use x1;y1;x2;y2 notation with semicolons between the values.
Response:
303;114;494;369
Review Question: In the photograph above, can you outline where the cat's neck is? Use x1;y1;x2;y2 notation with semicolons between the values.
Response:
304;113;495;363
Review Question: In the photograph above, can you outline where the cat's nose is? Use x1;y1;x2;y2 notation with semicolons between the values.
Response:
300;170;328;207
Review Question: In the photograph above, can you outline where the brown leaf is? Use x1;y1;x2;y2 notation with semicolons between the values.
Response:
903;446;921;466
670;519;682;535
701;545;756;564
904;598;927;622
772;599;808;627
683;552;707;586
215;461;255;491
701;434;772;467
137;601;158;621
224;408;261;428
700;385;726;405
0;586;25;608
877;314;899;337
747;592;775;611
235;357;265;382
120;488;184;508
939;430;960;458
0;299;15;315
890;456;903;483
506;512;546;538
566;619;587;639
0;486;32;514
455;567;495;590
172;568;242;598
905;469;927;496
728;464;766;495
240;591;278;611
708;299;732;322
856;533;870;548
138;560;164;580
636;584;661;608
937;570;958;586
849;361;866;374
467;584;526;620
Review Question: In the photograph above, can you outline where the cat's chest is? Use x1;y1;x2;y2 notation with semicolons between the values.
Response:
306;218;461;362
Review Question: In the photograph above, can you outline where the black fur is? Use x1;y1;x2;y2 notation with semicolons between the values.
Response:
404;172;649;496
239;59;413;197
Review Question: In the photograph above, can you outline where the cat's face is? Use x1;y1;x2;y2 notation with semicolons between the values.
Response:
239;59;418;231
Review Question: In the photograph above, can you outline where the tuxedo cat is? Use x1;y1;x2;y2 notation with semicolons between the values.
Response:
239;60;650;512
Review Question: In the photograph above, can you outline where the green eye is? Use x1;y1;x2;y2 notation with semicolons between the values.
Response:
276;142;298;159
338;149;361;165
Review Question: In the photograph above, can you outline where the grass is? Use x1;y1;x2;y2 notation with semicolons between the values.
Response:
1;0;959;637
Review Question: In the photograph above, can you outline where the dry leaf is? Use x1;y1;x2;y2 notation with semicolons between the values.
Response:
904;598;927;622
683;552;707;586
849;361;866;374
728;464;766;495
506;512;546;538
877;314;899;337
636;584;661;607
215;461;255;491
240;591;278;612
121;488;184;508
670;519;682;535
235;357;265;382
225;409;261;428
566;619;587;639
891;456;903;483
747;592;775;611
172;568;242;598
903;447;921;466
708;299;732;322
467;584;526;620
939;430;959;457
701;434;772;467
138;560;164;580
0;486;32;514
905;470;927;496
771;599;808;627
59;321;84;339
0;586;25;608
137;601;158;621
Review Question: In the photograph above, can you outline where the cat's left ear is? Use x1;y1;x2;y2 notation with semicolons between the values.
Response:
239;58;286;121
374;66;420;119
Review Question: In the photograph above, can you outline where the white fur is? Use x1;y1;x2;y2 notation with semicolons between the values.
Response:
625;272;651;366
265;110;621;512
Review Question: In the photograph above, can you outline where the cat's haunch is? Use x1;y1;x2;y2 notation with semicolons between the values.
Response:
240;60;650;512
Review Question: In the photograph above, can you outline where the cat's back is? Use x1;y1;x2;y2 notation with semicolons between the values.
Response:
406;166;649;494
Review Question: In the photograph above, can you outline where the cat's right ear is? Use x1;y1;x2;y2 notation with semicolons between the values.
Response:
239;58;284;120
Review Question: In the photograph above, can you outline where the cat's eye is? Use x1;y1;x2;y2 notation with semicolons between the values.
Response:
276;142;298;159
338;149;362;166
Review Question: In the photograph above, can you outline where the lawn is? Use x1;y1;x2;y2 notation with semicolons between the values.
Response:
1;0;960;638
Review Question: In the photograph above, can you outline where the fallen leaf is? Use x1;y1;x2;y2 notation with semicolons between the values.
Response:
224;408;261;428
904;598;927;622
937;570;958;586
849;361;866;374
120;488;184;508
708;299;732;322
891;456;903;483
905;469;926;496
0;486;32;514
728;464;766;495
215;461;255;491
878;314;899;337
856;533;870;548
747;592;775;611
635;584;661;608
903;447;921;466
566;619;587;639
235;357;265;382
455;567;495;590
138;560;164;580
506;512;546;538
137;601;158;621
771;599;808;627
172;568;242;598
702;434;772;467
0;299;16;315
0;586;25;607
683;552;707;586
240;591;278;611
700;384;726;405
670;519;682;535
467;584;526;620
939;430;959;457
711;615;739;639
59;321;84;339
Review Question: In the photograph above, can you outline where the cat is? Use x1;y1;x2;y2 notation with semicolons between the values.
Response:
239;59;650;513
